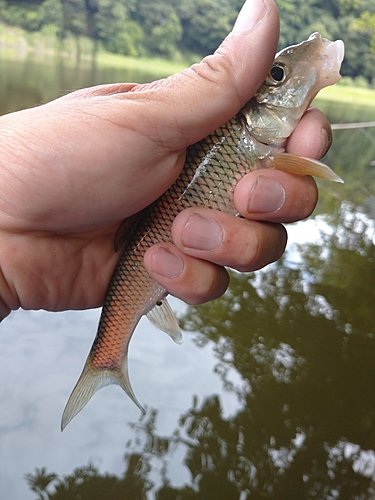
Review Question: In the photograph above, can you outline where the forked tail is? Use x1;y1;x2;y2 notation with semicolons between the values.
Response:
61;355;144;431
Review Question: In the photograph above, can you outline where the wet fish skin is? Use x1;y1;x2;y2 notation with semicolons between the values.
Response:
61;33;344;430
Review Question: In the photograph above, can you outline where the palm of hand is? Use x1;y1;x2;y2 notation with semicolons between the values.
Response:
0;85;186;313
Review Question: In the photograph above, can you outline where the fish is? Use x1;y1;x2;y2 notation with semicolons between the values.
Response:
61;33;345;430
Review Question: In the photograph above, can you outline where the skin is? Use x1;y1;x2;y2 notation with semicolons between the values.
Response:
0;0;330;319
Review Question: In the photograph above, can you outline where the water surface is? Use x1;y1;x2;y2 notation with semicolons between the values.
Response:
0;51;375;500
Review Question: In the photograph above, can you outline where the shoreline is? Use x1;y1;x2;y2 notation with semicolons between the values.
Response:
1;23;375;105
2;44;374;107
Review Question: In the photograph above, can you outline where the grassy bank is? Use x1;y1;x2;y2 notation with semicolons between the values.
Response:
317;83;375;108
95;51;189;77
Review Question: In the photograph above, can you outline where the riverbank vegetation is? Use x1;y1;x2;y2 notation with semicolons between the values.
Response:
319;80;375;107
0;0;375;84
0;23;188;77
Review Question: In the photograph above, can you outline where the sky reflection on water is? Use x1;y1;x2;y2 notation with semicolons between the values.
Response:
1;301;239;499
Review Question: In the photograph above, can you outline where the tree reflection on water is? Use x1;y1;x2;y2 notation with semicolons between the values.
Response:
25;202;375;498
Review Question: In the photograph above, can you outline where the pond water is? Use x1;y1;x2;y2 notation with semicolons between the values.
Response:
0;51;375;500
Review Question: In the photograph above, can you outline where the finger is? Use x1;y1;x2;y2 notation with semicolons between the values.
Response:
0;0;279;234
119;0;279;148
168;207;287;272
286;106;332;159
144;244;229;305
234;170;318;223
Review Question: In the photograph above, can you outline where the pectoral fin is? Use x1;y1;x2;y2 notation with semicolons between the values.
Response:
267;153;343;183
146;298;183;345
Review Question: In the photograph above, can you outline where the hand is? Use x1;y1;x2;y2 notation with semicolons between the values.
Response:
144;107;328;304
0;0;328;318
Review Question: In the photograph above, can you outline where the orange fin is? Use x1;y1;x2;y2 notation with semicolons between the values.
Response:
269;153;343;183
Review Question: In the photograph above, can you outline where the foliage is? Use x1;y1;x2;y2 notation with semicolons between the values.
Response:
25;459;152;499
352;10;375;51
1;0;375;81
276;0;375;81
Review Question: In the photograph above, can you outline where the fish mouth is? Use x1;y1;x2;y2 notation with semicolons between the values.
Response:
312;32;345;87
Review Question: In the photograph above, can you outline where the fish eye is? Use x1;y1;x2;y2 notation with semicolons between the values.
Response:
266;62;289;85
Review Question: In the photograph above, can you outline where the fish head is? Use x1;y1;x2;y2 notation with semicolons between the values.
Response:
241;33;344;147
255;32;344;113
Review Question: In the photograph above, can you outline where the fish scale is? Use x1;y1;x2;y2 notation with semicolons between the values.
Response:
61;33;344;430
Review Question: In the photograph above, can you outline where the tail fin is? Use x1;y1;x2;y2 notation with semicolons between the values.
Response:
61;356;145;431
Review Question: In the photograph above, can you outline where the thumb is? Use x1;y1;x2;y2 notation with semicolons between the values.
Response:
129;0;280;148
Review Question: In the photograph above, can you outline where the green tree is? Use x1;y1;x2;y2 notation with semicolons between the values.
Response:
106;20;144;57
1;0;375;79
177;0;238;55
352;10;375;52
150;12;182;58
40;0;63;37
129;0;182;57
0;1;43;31
61;0;87;38
87;0;143;56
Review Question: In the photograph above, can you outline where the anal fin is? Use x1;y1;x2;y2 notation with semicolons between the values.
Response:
146;298;183;344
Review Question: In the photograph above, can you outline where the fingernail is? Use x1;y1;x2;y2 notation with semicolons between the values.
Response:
319;127;332;158
247;175;285;214
233;0;266;33
182;214;223;251
151;247;184;278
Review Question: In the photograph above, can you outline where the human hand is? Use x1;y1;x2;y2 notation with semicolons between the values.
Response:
144;106;328;304
0;0;329;318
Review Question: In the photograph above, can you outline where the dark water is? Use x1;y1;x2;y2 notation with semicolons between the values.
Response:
0;51;375;500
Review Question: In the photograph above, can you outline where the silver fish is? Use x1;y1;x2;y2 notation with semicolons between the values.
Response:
61;33;345;430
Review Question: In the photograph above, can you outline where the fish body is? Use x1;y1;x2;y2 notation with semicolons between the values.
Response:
61;33;344;430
